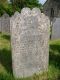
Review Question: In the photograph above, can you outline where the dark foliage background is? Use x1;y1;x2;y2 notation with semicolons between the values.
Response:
0;0;43;16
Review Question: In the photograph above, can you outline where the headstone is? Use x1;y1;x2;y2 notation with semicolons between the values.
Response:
10;8;50;78
1;13;10;33
52;18;60;40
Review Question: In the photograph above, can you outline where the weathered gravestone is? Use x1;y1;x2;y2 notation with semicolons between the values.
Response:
10;8;50;78
1;13;10;33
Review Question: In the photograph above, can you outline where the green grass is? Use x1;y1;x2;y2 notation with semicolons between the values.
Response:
0;33;60;80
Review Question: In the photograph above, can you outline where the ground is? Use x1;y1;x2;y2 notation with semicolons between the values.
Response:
0;33;60;80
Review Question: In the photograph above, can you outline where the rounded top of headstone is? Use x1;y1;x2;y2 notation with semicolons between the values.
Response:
32;8;41;12
2;13;9;18
11;11;20;20
21;8;31;17
14;12;20;16
14;12;20;18
32;8;41;16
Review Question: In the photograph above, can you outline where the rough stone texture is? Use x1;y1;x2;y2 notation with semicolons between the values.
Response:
52;18;60;40
1;13;10;33
10;8;50;78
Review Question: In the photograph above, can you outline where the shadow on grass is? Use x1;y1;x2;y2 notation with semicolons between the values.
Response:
1;34;10;41
0;48;12;74
49;44;60;70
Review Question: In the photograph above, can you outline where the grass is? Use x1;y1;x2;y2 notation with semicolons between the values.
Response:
0;32;60;80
